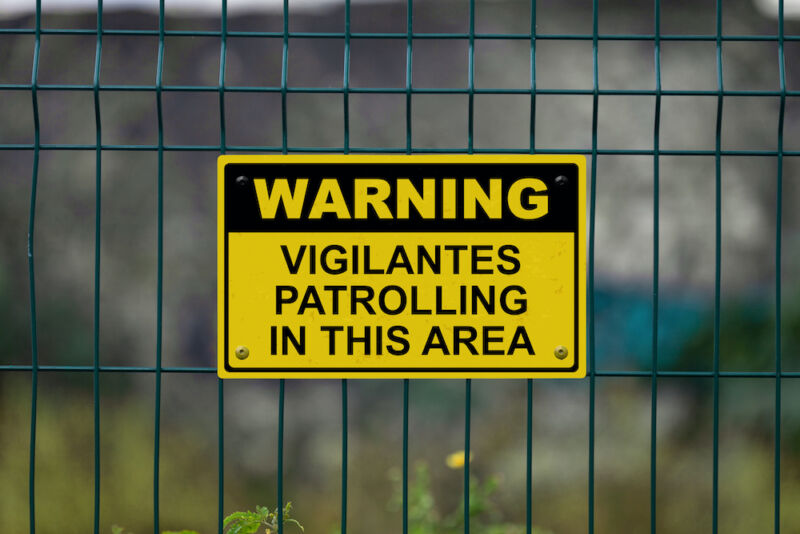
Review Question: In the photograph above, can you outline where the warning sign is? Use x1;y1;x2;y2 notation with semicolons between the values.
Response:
218;155;586;378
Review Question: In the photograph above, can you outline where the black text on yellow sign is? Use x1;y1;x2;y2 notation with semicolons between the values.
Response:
218;155;586;378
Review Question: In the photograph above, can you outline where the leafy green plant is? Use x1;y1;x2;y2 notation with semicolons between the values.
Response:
111;502;303;534
224;502;304;534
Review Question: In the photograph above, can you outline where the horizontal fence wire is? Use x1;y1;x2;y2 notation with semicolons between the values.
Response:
4;0;793;533
2;365;800;377
3;146;800;155
3;28;800;40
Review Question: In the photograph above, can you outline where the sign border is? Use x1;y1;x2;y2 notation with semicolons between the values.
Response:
218;154;586;379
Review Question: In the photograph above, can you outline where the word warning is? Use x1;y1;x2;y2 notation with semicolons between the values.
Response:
218;155;586;378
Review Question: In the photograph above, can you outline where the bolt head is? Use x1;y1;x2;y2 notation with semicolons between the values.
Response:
235;175;249;186
554;345;569;359
555;175;568;187
234;345;250;360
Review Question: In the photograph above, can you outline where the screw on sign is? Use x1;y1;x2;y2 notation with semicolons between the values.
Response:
235;345;250;360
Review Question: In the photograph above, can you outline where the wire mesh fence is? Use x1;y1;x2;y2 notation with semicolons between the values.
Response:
0;0;799;532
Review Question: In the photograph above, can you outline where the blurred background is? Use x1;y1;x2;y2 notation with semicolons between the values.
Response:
2;0;800;532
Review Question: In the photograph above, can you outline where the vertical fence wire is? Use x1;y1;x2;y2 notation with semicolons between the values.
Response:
341;4;352;525
526;380;533;534
775;1;786;532
465;2;476;528
402;379;409;534
277;379;285;534
218;379;225;534
651;0;662;531
218;0;229;529
467;0;476;153
463;379;472;534
402;3;413;526
341;379;349;534
91;1;104;533
343;0;351;155
529;0;537;154
277;1;290;531
26;1;42;532
404;0;413;153
280;0;289;152
712;0;724;532
587;0;600;531
153;0;167;531
526;14;538;527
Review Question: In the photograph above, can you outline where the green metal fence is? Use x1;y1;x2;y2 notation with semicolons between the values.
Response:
0;0;797;532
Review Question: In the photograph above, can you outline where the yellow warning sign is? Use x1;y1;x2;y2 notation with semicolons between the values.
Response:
218;155;586;378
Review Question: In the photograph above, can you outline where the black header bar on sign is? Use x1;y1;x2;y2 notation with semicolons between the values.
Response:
224;162;579;233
